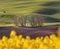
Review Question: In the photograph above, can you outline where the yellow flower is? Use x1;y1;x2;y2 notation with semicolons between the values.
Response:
0;40;3;49
38;42;44;49
43;36;49;44
2;36;8;43
15;40;20;49
40;36;43;40
57;26;60;38
23;36;31;49
18;35;23;40
26;36;30;40
50;34;57;41
10;30;16;38
35;37;41;45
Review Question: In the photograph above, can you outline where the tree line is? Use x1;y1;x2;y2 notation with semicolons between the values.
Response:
12;15;44;27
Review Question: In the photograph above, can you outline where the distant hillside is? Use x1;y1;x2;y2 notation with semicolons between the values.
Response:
0;15;60;25
43;16;60;22
0;0;60;19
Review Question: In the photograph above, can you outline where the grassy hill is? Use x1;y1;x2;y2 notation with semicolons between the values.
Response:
0;0;60;26
0;0;60;16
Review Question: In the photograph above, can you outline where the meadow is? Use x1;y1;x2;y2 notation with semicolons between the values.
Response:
0;0;60;26
0;0;60;16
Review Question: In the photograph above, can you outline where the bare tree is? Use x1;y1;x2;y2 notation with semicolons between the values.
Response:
36;15;44;26
30;14;44;27
12;14;44;27
12;16;19;26
19;16;27;27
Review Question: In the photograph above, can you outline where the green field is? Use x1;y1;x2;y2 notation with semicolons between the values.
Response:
0;0;60;17
0;0;60;26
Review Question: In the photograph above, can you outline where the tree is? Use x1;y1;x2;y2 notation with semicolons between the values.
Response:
19;16;27;27
12;16;19;26
30;14;44;27
36;15;44;26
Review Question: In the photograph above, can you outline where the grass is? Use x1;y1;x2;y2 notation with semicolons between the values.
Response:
0;0;60;16
43;22;60;26
0;0;60;26
0;24;16;27
0;22;60;27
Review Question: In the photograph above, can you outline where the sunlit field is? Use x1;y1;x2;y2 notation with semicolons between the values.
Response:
0;0;60;27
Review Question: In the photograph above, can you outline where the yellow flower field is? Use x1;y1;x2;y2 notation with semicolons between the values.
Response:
0;26;60;49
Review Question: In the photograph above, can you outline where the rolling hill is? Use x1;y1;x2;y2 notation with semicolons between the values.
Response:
0;0;60;26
